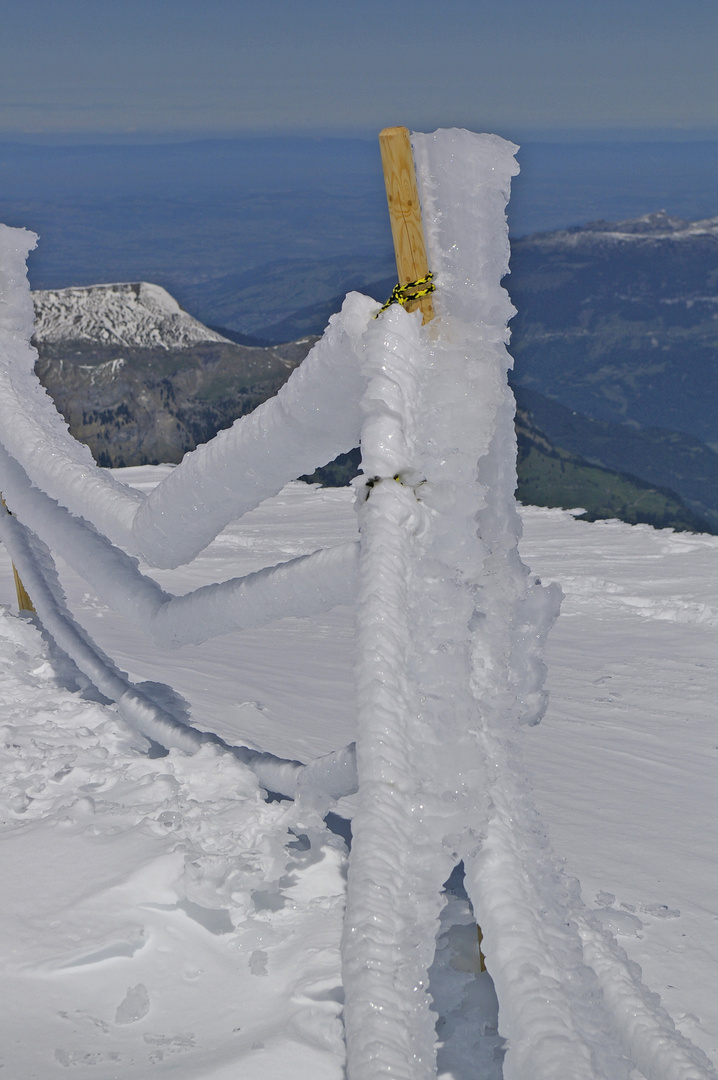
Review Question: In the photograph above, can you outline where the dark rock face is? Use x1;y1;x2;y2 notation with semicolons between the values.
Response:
34;338;310;468
31;282;314;467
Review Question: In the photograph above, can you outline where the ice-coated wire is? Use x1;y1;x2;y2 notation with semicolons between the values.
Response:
0;440;358;649
0;501;358;801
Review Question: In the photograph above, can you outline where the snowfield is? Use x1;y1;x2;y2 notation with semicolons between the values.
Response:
0;475;716;1079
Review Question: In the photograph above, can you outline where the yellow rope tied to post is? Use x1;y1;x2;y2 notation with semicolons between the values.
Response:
378;126;436;324
375;272;436;318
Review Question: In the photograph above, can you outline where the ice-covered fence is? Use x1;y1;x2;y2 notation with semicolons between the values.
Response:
0;231;374;564
1;133;715;1080
0;223;369;799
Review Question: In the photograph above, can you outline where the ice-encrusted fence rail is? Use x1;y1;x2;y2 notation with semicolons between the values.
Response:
0;129;714;1080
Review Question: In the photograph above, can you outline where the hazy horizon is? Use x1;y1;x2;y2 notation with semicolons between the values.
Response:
2;1;716;140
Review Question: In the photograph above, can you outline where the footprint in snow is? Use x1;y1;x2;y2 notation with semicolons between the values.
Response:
592;906;644;937
640;902;681;919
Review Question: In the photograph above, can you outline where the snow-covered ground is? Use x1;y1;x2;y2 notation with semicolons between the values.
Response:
1;473;716;1078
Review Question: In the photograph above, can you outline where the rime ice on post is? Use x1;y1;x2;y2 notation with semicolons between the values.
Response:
341;131;565;1079
341;130;715;1080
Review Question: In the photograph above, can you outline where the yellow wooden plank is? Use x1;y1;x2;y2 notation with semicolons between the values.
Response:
12;563;35;613
1;496;35;612
379;126;435;323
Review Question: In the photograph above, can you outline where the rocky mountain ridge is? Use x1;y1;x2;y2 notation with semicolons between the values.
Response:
32;285;311;467
527;210;718;246
32;281;232;349
29;279;711;534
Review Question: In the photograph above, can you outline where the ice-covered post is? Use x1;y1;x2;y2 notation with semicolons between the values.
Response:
341;127;449;1080
380;125;485;973
341;129;555;1080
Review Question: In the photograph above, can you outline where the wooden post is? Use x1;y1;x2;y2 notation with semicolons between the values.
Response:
12;563;35;613
1;497;35;613
378;126;435;324
379;127;485;973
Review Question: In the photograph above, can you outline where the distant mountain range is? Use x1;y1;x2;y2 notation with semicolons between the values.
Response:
507;211;718;529
507;211;718;446
8;137;717;307
206;211;717;530
30;266;712;535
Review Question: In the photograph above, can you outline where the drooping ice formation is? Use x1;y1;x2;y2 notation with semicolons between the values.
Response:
0;439;358;649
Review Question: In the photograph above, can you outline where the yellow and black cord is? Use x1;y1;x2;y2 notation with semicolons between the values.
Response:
375;272;435;317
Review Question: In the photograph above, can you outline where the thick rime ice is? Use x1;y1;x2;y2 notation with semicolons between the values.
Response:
0;500;350;799
0;441;358;649
342;129;716;1080
130;292;374;568
0;225;142;548
578;911;718;1080
0;441;358;797
343;131;542;1080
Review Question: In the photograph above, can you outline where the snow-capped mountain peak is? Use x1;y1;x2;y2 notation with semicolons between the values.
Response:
31;282;231;349
526;211;718;250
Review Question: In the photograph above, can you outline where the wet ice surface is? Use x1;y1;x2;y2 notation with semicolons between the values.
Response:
0;483;716;1077
115;985;150;1025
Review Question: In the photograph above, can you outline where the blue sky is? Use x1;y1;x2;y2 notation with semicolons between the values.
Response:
1;0;716;140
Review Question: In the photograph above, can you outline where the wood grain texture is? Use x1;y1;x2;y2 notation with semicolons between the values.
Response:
379;126;435;323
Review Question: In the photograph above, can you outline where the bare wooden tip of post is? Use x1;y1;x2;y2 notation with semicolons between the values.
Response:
1;495;35;613
12;564;35;613
478;923;487;973
379;126;435;324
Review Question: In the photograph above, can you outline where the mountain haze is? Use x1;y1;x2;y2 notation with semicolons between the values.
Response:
508;212;718;446
226;212;717;528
